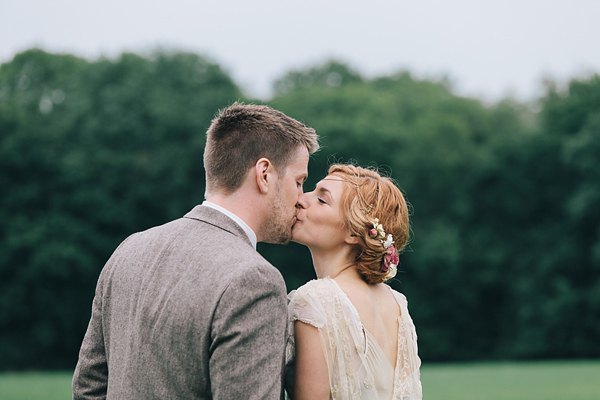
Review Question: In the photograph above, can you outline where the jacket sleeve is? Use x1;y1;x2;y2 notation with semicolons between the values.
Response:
72;269;109;400
209;263;288;400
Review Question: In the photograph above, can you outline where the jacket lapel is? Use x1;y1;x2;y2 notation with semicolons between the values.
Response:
183;205;253;248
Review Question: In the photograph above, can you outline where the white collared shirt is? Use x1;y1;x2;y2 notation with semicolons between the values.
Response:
202;201;257;249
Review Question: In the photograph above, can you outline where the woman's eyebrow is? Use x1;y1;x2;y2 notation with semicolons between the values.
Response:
317;187;334;202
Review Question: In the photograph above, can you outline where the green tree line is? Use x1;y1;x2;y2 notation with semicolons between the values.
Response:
0;50;598;369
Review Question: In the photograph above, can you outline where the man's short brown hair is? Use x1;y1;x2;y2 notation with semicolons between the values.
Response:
203;102;319;194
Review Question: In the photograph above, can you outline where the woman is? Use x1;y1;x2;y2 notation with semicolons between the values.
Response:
286;164;422;400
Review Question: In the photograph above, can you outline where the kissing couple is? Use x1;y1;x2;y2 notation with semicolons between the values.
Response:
72;103;422;400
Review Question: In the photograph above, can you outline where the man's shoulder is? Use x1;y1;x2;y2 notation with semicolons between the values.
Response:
213;251;287;313
122;209;249;251
223;250;285;290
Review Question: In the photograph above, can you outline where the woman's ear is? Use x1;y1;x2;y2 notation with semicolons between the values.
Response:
255;158;273;194
345;233;360;245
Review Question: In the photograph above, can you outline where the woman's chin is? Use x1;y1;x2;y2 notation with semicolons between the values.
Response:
291;229;307;245
290;234;304;245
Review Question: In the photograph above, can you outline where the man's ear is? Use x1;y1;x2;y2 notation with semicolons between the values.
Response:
255;158;274;194
345;233;360;245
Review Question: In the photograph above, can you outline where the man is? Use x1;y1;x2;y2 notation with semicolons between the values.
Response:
72;103;319;399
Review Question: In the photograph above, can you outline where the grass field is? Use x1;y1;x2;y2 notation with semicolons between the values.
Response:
1;360;598;400
421;360;600;400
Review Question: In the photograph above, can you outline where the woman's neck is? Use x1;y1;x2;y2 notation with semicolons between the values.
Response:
309;245;356;280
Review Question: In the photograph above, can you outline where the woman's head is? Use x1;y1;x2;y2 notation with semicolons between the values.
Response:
294;164;410;284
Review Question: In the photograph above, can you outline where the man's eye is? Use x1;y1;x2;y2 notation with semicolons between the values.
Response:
318;198;327;204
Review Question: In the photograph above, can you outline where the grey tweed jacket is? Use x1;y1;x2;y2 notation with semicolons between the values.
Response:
72;205;288;399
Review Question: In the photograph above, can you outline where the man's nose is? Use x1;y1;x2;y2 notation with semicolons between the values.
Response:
296;193;308;209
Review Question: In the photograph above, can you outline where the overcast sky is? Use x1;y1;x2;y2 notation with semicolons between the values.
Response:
2;0;599;101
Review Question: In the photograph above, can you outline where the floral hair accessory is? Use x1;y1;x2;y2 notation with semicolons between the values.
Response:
369;218;398;281
382;246;399;281
370;218;386;239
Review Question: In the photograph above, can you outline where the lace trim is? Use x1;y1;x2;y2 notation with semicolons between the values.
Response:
391;291;422;399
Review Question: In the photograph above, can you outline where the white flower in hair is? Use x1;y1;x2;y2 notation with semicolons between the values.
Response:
383;234;395;249
383;264;397;281
371;218;386;239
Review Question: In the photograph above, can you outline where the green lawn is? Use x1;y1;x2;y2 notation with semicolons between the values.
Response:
1;360;599;400
0;371;73;400
421;360;600;400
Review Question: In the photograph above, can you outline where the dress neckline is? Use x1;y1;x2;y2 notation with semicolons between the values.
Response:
326;277;402;372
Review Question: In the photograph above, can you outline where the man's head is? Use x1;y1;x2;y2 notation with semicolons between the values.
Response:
203;103;319;244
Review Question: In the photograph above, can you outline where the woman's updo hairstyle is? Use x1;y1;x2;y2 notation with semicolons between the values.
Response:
329;164;410;284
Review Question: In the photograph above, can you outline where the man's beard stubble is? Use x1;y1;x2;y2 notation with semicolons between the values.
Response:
261;187;296;245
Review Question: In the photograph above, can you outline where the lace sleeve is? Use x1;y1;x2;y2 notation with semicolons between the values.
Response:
285;281;328;399
285;281;328;380
286;279;367;400
288;285;327;328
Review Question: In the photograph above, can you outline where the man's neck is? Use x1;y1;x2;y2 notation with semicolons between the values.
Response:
202;200;258;249
205;192;264;241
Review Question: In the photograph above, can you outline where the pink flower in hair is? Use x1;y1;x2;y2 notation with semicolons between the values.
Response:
383;246;399;269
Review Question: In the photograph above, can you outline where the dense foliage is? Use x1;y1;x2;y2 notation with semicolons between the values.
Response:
0;49;241;369
0;51;598;369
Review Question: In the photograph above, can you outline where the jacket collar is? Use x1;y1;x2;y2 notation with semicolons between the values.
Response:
183;205;254;249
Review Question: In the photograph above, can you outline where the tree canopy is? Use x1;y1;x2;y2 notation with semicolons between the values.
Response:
1;50;598;369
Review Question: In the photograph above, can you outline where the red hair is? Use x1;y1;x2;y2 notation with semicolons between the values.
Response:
329;164;410;284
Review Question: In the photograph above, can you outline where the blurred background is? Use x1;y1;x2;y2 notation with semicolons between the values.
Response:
1;0;599;398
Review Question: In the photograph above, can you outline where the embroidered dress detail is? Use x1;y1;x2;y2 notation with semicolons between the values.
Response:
287;278;422;400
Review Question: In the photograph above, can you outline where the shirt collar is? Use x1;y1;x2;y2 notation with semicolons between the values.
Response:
202;201;257;249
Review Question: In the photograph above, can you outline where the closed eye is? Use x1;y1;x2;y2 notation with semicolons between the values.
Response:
318;198;327;205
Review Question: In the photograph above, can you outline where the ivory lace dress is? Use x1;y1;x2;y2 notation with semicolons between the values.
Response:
286;277;422;400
